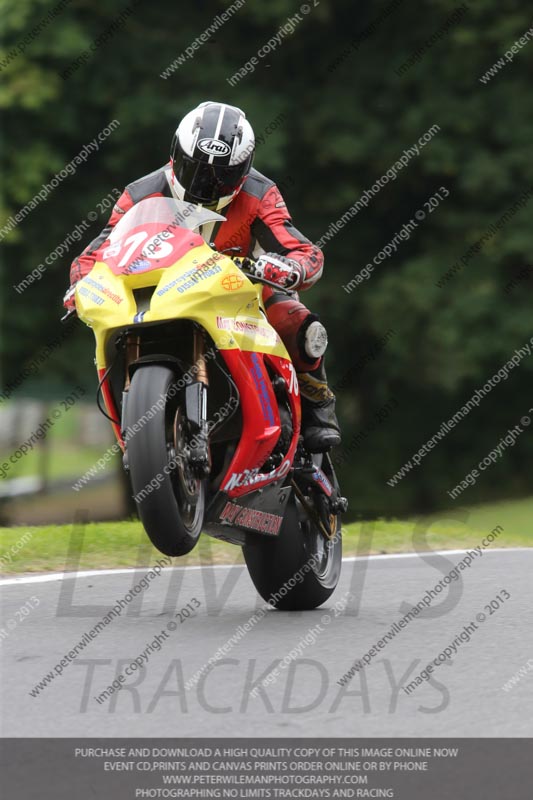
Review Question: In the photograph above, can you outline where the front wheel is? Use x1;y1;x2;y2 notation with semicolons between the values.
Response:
124;365;205;556
242;459;342;610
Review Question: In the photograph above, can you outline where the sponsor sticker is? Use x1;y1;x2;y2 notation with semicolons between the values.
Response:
197;138;232;157
221;274;244;291
216;316;279;344
219;501;283;535
83;277;123;304
223;468;261;492
124;258;151;274
313;468;333;496
78;285;104;306
156;264;222;296
222;459;291;493
250;352;276;426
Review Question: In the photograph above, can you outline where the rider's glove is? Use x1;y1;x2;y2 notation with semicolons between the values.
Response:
63;284;77;312
249;253;304;290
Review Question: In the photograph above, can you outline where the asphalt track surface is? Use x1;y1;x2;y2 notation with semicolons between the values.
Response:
1;549;532;737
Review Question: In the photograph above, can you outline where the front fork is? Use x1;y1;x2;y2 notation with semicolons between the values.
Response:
183;327;210;477
120;329;210;476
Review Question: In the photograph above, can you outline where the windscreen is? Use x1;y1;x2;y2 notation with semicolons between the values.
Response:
109;197;226;243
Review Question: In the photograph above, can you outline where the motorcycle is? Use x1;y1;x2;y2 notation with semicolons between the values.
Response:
68;196;347;610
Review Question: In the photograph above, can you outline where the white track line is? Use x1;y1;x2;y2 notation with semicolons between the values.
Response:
1;547;531;587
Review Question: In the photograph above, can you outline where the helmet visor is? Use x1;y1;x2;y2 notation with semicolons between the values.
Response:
175;155;250;204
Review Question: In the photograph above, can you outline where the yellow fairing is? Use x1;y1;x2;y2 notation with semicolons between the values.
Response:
75;241;289;369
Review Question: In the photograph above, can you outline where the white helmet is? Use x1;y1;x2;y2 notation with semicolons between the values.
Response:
170;101;255;211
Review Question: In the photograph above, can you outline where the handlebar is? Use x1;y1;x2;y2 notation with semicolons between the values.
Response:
60;308;77;324
232;256;295;294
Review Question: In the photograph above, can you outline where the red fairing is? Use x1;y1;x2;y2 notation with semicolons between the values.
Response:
219;350;301;498
266;353;302;443
70;188;158;285
97;368;124;448
102;223;205;275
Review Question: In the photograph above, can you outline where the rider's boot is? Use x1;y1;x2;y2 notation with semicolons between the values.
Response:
297;359;341;453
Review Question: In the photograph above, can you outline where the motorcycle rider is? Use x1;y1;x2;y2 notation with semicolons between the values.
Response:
65;101;341;453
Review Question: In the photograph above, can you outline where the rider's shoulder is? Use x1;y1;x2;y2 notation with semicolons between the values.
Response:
125;165;170;203
241;168;277;201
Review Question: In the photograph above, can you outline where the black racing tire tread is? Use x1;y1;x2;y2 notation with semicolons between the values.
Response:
124;365;204;557
242;496;342;611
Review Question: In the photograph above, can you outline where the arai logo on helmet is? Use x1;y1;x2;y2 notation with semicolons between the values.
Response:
197;138;231;157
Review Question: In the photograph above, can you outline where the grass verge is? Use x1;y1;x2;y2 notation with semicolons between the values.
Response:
0;496;531;575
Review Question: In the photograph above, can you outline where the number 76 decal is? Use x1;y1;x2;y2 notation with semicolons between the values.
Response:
287;362;299;396
103;231;175;265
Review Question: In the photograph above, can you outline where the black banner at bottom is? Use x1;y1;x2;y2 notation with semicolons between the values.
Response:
1;738;531;799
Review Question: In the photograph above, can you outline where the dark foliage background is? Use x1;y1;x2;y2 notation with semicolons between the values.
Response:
1;0;532;517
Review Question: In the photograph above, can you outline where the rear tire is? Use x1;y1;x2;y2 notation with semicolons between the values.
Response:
124;365;205;557
243;457;342;610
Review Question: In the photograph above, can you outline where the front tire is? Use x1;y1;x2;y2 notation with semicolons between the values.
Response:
124;365;205;556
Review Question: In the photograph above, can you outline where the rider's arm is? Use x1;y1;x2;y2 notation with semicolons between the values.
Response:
69;188;136;285
250;184;324;291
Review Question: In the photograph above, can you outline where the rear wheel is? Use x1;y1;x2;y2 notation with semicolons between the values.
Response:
124;365;205;556
242;456;342;610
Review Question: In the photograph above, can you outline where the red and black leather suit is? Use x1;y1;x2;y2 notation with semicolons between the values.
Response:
71;164;324;375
